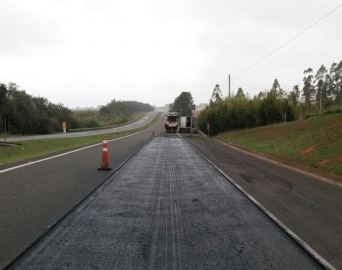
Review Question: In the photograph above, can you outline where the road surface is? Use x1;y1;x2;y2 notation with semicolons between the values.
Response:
3;110;158;142
0;116;161;268
182;133;342;269
8;136;322;269
1;118;340;269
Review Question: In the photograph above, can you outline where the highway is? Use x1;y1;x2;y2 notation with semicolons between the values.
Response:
4;110;159;142
183;135;342;269
0;116;161;268
1;115;341;269
7;136;322;269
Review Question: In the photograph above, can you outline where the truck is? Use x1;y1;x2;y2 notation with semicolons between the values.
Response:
164;110;180;133
179;116;195;133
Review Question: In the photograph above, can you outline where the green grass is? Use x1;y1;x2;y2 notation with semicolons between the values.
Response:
216;113;342;176
0;112;162;165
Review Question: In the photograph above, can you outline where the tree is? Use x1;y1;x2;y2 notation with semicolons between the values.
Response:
314;65;328;113
0;83;7;131
172;92;196;116
235;87;245;99
302;68;315;105
0;83;7;108
330;60;342;105
288;85;300;106
270;79;285;99
257;90;266;100
212;84;222;102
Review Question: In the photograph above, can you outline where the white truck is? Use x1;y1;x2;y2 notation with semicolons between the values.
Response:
164;110;180;133
179;116;195;133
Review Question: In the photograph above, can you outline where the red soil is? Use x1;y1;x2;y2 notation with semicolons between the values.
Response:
300;145;314;154
319;155;342;165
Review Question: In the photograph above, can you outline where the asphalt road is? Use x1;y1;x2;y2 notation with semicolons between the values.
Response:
1;119;341;269
3;110;159;142
182;133;342;270
0;115;163;269
9;137;321;270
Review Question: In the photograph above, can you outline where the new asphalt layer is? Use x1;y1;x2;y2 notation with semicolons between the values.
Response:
9;137;323;269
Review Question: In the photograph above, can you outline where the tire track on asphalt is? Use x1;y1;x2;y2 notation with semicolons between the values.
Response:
168;139;183;270
149;138;183;270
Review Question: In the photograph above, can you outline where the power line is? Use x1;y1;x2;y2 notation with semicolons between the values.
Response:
231;3;342;80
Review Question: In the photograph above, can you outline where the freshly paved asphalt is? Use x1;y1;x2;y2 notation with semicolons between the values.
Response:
0;113;163;269
9;137;321;270
183;133;342;270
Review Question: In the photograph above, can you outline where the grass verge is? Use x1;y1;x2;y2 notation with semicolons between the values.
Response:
0;112;162;165
216;112;342;177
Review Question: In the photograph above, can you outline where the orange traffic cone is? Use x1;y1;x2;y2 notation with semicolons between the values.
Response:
98;137;112;170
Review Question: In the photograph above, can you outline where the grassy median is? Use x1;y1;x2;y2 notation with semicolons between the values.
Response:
0;112;162;165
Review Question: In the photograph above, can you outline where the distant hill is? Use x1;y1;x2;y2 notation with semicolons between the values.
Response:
155;103;208;111
154;104;170;111
196;103;208;110
71;106;101;111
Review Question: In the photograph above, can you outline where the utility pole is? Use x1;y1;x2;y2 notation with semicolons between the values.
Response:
228;74;231;98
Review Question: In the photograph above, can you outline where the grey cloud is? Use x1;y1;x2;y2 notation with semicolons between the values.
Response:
82;0;117;11
0;1;65;57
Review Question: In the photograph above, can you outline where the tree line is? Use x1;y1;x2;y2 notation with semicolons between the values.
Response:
300;60;342;109
99;99;154;125
197;60;342;135
0;82;154;135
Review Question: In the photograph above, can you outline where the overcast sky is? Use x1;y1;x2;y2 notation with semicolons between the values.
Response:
0;0;341;109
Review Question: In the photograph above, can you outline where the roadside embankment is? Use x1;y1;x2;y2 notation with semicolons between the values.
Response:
215;112;342;185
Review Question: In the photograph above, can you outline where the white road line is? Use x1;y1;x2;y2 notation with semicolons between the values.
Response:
0;129;149;174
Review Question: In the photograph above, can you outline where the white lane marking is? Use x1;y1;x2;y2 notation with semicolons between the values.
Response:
0;118;162;174
1;143;102;174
